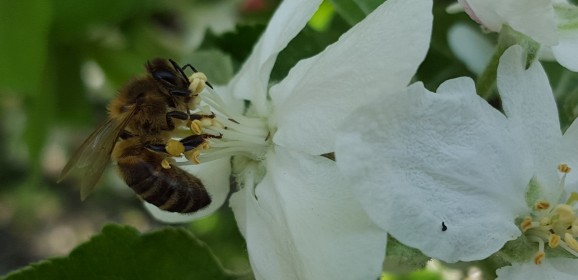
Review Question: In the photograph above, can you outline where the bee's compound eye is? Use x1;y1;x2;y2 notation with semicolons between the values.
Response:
153;70;177;86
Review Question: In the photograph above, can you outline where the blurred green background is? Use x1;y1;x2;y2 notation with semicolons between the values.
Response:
2;0;578;278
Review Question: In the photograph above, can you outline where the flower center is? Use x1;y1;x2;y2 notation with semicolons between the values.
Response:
163;72;270;168
520;163;578;264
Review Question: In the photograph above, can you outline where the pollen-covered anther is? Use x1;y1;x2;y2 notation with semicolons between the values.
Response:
521;216;534;232
161;158;172;169
535;200;550;210
533;251;545;265
564;233;578;251
558;163;572;174
548;233;561;248
188;72;208;95
190;120;203;135
185;149;202;164
165;139;185;157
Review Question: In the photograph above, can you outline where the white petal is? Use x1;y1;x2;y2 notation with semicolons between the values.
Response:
335;78;530;262
144;157;231;223
552;33;578;72
270;0;432;155
498;45;563;200
448;23;494;75
461;0;558;45
561;119;578;192
230;147;387;280
496;259;578;280
228;0;323;116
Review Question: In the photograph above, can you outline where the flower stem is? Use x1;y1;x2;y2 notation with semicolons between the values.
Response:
476;25;541;99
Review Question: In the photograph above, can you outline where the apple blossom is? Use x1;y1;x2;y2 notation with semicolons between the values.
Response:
455;0;578;71
335;45;578;276
147;0;433;278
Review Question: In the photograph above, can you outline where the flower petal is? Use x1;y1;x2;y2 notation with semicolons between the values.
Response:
496;259;578;280
229;147;387;279
228;0;323;116
552;33;578;72
561;118;578;192
460;0;558;45
448;23;494;75
498;45;562;200
270;0;432;155
335;78;530;262
144;157;231;223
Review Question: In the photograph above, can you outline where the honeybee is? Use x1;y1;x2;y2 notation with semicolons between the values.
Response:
59;58;216;213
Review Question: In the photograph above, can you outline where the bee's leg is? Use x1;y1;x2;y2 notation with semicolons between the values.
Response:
143;134;212;155
165;110;189;130
189;112;215;121
170;89;190;97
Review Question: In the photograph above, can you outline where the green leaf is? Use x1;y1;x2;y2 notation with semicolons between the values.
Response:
200;24;266;68
329;0;385;25
183;50;235;85
2;224;240;280
51;0;161;42
384;236;430;275
271;17;350;82
0;0;51;95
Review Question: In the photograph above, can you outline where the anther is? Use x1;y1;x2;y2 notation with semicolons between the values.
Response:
521;216;534;232
564;233;578;251
533;251;545;265
535;200;550;210
548;233;561;248
558;163;572;173
165;139;185;156
188;72;208;95
185;150;202;164
161;158;172;169
190;120;203;135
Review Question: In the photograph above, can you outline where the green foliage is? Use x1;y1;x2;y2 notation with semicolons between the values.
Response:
0;0;51;95
2;224;239;280
384;236;430;275
328;0;385;25
200;24;266;68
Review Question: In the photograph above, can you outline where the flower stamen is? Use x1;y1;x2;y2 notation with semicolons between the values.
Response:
520;163;578;264
171;73;271;166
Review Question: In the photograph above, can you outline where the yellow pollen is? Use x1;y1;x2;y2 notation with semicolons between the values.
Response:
548;233;560;248
564;233;578;251
558;163;572;173
165;139;185;156
533;251;545;265
535;200;550;210
521;216;534;232
161;158;171;169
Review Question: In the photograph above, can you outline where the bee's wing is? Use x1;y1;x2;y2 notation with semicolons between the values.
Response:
59;108;136;200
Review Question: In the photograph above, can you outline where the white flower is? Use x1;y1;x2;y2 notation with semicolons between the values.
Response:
454;0;578;71
149;0;433;278
335;44;578;274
